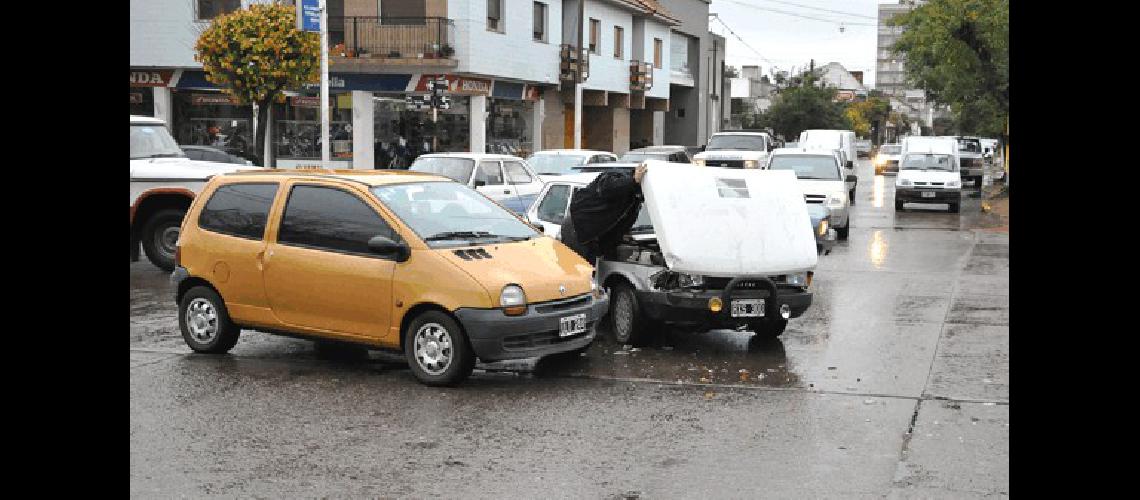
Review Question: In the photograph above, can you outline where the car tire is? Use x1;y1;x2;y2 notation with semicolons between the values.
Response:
404;311;475;386
749;317;788;340
895;200;904;211
141;208;185;271
609;282;652;346
836;221;850;240
949;202;961;213
179;286;241;354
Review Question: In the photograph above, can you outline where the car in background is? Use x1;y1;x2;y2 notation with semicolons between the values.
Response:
766;148;852;240
620;145;692;163
527;149;617;176
784;141;799;149
692;131;773;169
799;129;858;204
572;161;641;175
873;143;902;175
409;153;545;215
897;136;962;213
181;145;254;166
856;139;873;158
951;136;986;190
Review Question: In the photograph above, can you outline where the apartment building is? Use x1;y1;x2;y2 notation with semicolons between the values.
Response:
657;0;725;148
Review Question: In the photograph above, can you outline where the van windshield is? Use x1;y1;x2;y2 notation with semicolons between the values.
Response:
768;155;841;180
707;135;767;151
880;145;901;154
409;157;474;183
130;124;186;160
371;181;538;247
901;154;957;172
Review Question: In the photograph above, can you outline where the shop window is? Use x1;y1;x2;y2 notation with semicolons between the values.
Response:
275;93;353;161
486;98;533;157
373;95;470;169
172;89;255;161
197;0;241;20
130;87;154;117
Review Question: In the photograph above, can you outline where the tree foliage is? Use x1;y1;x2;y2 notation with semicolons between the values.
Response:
195;4;320;167
843;97;891;140
762;83;849;141
890;0;1008;137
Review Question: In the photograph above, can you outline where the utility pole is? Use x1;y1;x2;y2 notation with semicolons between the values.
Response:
574;0;585;149
319;0;330;167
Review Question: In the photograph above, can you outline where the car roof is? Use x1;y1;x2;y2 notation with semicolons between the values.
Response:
626;146;687;153
181;145;226;152
220;169;453;187
531;149;614;155
543;172;602;186
131;115;166;125
770;148;839;157
415;152;525;161
711;131;769;137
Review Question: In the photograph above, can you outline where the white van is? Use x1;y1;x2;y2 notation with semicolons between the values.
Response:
896;136;963;213
799;129;858;203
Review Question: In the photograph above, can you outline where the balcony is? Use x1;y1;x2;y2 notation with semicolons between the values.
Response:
329;17;457;69
630;61;653;92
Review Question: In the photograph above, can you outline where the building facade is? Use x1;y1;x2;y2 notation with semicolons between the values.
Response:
876;0;937;129
657;0;725;148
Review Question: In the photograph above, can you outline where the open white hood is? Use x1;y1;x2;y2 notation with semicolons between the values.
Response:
640;161;818;276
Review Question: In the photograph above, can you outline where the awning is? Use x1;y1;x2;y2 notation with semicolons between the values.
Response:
177;70;414;93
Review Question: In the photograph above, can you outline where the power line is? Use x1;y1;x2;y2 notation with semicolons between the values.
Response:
709;14;776;67
716;0;876;27
745;0;878;21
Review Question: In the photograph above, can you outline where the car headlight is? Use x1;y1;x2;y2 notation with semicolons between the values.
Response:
677;273;703;288
898;178;913;187
500;285;527;315
693;159;706;166
817;219;829;236
873;157;884;165
744;159;759;169
947;180;961;188
786;273;807;287
826;195;844;207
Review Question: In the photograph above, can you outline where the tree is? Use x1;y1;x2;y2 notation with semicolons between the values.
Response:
844;97;891;140
890;0;1008;138
763;83;848;140
195;3;320;168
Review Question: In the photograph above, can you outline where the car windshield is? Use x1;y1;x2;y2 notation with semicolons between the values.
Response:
957;140;981;153
130;124;186;160
371;182;538;247
901;154;957;171
528;154;589;175
706;135;767;151
880;145;901;154
630;205;654;234
768;155;841;180
620;152;668;162
409;157;474;183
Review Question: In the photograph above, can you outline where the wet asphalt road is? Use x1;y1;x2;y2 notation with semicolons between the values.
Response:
130;159;1009;498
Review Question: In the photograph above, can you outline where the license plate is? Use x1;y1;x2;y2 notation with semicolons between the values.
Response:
731;299;765;318
559;313;587;337
921;191;936;198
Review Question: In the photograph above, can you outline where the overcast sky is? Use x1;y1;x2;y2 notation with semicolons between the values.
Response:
708;0;886;88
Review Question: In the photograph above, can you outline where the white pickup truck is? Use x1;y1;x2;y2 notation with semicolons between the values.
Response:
692;131;773;170
130;115;261;270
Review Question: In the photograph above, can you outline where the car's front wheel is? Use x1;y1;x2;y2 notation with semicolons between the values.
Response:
179;286;241;354
609;283;653;346
404;311;475;386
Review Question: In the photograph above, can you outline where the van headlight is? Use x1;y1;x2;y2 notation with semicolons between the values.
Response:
898;178;913;187
693;159;706;166
500;285;527;316
817;219;829;236
786;273;808;287
947;180;961;188
826;195;844;208
744;159;759;169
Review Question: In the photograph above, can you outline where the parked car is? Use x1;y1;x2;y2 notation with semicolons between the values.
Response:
950;136;985;190
182;145;254;165
171;169;608;386
572;161;643;175
873;143;902;175
527;149;617;176
409;153;544;215
619;145;692;163
526;162;818;344
692;131;773;169
131;115;262;271
798;129;858;204
896;136;962;213
855;139;873;158
807;204;837;255
766;148;852;240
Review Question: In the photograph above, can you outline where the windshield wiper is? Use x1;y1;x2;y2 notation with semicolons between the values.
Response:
424;231;498;241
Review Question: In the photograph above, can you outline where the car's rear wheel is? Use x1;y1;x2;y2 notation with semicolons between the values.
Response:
609;282;653;346
949;202;961;213
836;220;850;240
849;189;856;205
895;199;904;211
749;318;788;340
141;208;185;271
404;311;475;386
179;286;241;354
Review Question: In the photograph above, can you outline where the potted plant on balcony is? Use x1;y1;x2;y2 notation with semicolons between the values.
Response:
387;50;401;58
440;44;454;58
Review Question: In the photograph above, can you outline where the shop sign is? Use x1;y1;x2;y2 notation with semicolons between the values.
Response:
414;75;492;96
291;96;321;107
130;70;174;87
302;73;411;92
130;92;143;104
191;94;242;106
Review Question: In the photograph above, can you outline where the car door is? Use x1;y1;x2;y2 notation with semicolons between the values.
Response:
261;182;398;340
529;183;573;237
194;182;281;316
501;159;542;215
472;160;516;204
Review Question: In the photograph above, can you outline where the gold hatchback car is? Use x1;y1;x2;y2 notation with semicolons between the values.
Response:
171;170;607;386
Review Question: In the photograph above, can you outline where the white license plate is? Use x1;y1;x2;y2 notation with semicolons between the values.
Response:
921;191;936;198
731;299;765;318
559;313;587;337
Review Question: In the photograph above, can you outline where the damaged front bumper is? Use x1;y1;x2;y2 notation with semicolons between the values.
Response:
637;277;812;327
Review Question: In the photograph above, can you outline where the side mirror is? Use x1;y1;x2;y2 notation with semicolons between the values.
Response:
845;174;857;183
368;235;410;262
846;160;853;169
473;180;487;187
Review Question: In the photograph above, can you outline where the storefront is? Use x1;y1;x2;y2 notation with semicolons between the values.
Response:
486;81;536;158
373;94;470;168
130;69;174;117
171;70;256;161
275;93;354;163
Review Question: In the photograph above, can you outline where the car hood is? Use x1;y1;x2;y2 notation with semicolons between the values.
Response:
131;157;263;180
797;179;846;198
640;160;817;276
693;151;768;161
435;237;594;305
897;169;960;184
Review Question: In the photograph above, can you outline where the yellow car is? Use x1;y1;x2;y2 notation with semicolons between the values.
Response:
171;169;607;386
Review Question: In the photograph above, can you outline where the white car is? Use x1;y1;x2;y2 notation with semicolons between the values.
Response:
692;131;772;170
874;143;902;175
526;149;618;176
799;129;858;203
409;153;545;215
896;137;963;213
766;148;853;240
130;115;262;271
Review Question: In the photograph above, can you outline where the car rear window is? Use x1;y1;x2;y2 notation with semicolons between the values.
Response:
198;183;279;240
409;157;474;183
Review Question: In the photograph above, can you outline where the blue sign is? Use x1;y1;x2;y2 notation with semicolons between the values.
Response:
297;0;321;33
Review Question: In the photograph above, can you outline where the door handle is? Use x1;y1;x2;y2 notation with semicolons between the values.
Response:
504;189;511;194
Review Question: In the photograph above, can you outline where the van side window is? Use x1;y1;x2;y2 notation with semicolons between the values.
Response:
198;183;279;240
277;185;396;255
536;184;571;224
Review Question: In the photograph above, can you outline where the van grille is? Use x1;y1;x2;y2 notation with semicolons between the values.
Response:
805;194;826;204
452;248;493;260
706;160;745;169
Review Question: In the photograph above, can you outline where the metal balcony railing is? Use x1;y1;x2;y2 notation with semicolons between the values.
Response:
328;17;456;59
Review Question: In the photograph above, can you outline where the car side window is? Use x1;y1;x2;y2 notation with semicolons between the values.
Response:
277;185;397;256
184;150;202;161
503;161;534;185
473;161;505;185
207;151;230;163
198;183;279;240
536;184;571;225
